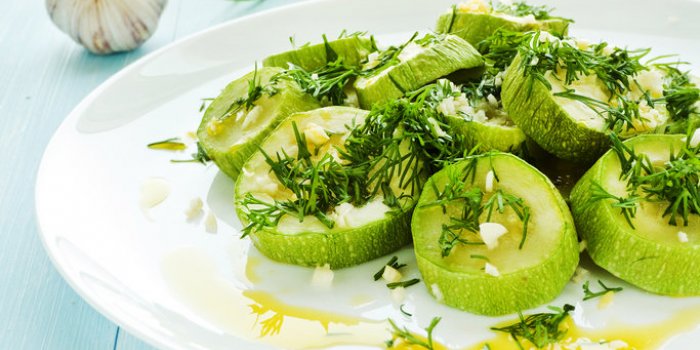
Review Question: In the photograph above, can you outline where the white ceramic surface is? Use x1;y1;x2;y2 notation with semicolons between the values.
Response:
36;0;700;349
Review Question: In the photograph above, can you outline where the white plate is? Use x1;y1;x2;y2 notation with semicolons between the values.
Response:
36;0;700;349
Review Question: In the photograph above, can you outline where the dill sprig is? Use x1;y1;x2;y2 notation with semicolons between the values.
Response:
171;142;211;165
241;87;467;234
517;32;650;96
590;182;640;229
387;278;420;289
337;29;368;39
582;280;623;301
240;122;367;236
484;189;531;249
658;65;700;122
421;161;531;256
340;99;466;208
604;132;700;227
493;1;566;21
362;32;419;75
553;90;647;133
405;79;463;110
386;317;441;350
219;64;278;121
198;97;214;112
374;256;407;281
272;58;361;105
633;142;700;226
491;304;575;350
479;30;533;70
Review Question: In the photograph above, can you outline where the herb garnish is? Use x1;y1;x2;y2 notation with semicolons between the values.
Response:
582;280;623;301
399;304;412;317
218;64;277;121
171;142;211;165
240;94;467;235
420;160;531;257
589;181;640;229
374;256;407;281
493;1;565;21
659;64;700;122
386;317;441;350
240;122;364;235
147;137;186;151
198;98;214;112
491;304;575;350
597;131;700;227
362;32;419;75
340;98;466;207
387;278;420;289
272;59;361;105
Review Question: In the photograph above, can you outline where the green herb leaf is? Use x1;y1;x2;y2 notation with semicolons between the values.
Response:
491;304;575;349
582;280;623;301
387;316;441;350
374;256;407;281
387;278;420;289
170;142;211;165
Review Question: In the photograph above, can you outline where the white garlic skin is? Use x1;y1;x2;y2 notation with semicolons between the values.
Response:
46;0;167;55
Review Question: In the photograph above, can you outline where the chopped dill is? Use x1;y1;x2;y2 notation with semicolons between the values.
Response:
599;131;700;227
374;256;407;281
491;304;575;350
387;278;421;289
582;280;623;301
386;317;441;350
171;142;211;165
272;58;361;105
420;159;531;256
493;1;569;21
218;64;278;121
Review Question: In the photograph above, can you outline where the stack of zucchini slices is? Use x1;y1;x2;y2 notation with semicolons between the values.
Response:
195;0;700;316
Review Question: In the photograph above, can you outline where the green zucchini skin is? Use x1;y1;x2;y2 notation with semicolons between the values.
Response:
263;36;374;71
446;115;528;154
435;11;569;48
197;67;320;181
245;209;413;269
501;54;609;163
571;134;700;296
411;153;579;315
234;107;415;269
354;35;484;109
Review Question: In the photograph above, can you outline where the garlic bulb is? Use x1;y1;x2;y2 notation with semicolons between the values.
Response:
46;0;167;55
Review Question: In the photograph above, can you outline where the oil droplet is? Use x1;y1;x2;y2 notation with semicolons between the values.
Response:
161;248;389;349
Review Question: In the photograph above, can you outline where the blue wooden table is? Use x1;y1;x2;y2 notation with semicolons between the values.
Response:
0;0;299;348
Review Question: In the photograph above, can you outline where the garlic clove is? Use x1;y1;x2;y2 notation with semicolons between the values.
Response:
46;0;167;55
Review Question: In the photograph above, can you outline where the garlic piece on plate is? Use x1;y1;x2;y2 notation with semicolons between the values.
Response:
46;0;167;54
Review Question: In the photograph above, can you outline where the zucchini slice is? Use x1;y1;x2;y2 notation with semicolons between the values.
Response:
411;152;579;315
354;33;484;109
435;0;570;48
263;35;375;71
571;134;700;295
197;67;320;181
502;36;671;163
234;107;415;269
